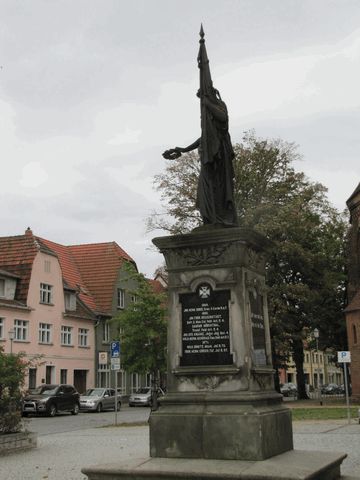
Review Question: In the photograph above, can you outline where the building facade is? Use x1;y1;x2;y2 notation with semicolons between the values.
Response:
345;182;360;402
0;229;96;392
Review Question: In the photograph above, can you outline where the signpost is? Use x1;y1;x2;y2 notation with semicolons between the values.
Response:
337;351;351;424
110;341;121;425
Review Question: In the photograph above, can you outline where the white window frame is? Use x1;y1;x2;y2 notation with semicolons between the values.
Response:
78;328;89;347
61;326;73;346
0;317;4;339
117;288;125;309
0;278;5;297
102;322;110;343
38;323;52;344
14;319;29;341
40;283;53;304
65;292;76;311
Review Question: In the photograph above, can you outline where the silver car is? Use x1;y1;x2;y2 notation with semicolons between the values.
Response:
128;387;164;407
80;388;121;412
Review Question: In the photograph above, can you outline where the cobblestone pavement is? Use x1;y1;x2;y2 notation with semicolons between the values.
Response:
1;419;360;479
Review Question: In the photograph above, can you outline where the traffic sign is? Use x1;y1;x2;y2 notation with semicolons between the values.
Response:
98;351;108;365
110;341;121;358
111;357;120;370
337;351;351;363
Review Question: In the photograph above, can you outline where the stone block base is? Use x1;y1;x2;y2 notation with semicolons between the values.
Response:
0;431;37;455
82;450;348;480
149;395;293;461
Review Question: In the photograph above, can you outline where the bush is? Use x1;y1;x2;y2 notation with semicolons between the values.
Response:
0;346;40;434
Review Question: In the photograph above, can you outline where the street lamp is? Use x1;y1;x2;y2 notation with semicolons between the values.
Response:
8;328;15;354
313;328;322;406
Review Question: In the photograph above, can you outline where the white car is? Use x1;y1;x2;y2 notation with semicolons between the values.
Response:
80;388;121;412
128;387;165;407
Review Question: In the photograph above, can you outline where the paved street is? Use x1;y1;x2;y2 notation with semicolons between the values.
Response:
24;406;150;437
1;409;360;479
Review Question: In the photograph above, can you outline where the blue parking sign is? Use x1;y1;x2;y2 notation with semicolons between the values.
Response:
110;341;120;358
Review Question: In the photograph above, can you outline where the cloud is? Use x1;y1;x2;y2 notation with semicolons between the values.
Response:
20;161;48;188
108;128;142;145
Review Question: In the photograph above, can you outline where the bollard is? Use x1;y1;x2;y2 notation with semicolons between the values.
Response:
358;408;360;425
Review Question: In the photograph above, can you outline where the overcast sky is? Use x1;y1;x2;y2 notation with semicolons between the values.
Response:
1;0;360;276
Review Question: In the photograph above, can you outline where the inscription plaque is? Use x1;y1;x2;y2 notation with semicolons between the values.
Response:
249;289;267;365
179;283;233;366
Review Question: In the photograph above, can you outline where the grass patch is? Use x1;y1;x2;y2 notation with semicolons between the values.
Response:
292;407;359;421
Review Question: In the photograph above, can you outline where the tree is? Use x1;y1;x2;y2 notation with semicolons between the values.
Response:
149;131;347;399
0;347;40;433
114;265;167;407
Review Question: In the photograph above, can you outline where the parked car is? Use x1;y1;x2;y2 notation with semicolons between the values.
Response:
321;383;344;395
22;384;80;417
79;388;121;412
280;382;298;397
128;387;165;407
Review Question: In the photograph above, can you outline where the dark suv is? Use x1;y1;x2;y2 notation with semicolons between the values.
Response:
22;384;80;417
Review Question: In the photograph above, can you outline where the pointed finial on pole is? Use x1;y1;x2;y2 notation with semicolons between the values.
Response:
199;24;205;44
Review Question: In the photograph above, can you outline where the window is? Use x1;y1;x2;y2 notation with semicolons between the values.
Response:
60;369;67;384
131;294;137;303
117;288;125;309
0;278;4;297
44;260;51;273
353;324;358;344
28;368;37;390
78;328;89;347
38;323;52;344
40;283;53;304
65;292;76;311
14;319;29;341
61;326;72;346
102;322;110;343
0;318;4;339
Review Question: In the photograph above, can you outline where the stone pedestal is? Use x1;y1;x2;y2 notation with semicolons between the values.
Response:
150;227;292;461
82;226;349;479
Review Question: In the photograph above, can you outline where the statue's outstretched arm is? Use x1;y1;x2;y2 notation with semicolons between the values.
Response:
163;138;201;160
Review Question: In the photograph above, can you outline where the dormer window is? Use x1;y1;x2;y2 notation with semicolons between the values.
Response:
40;283;53;304
65;292;76;311
0;273;17;300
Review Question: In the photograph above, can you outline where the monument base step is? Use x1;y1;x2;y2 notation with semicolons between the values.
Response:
82;449;349;480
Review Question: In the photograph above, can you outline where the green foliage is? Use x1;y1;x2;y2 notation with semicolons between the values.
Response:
114;264;167;377
149;130;347;399
291;407;359;421
0;347;37;434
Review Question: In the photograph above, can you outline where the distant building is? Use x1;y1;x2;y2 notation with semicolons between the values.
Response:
345;182;360;401
0;228;96;393
0;228;160;395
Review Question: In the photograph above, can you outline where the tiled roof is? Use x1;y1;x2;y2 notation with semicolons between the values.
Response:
0;230;39;304
37;237;98;313
0;230;136;316
345;290;360;313
68;242;136;314
148;279;166;295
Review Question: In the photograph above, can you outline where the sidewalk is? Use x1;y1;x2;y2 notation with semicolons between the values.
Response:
1;420;360;479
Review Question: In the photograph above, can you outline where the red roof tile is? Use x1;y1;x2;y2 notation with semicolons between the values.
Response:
0;230;135;316
345;290;360;313
68;242;136;314
0;230;39;304
148;279;166;295
37;238;98;313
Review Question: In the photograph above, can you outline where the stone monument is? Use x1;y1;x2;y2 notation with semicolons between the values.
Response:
83;26;348;480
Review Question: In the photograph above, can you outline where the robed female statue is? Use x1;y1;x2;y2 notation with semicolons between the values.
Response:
163;26;238;228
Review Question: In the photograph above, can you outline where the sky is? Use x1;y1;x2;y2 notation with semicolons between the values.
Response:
1;0;360;277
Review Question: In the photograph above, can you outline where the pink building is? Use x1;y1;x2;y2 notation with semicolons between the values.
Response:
0;228;96;393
